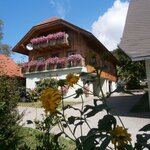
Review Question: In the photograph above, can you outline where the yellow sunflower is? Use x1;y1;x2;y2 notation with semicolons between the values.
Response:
66;73;79;87
39;88;62;114
110;125;131;148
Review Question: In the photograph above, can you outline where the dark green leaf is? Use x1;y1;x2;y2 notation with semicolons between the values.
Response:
68;116;76;124
85;104;108;118
54;132;63;143
82;105;94;115
74;88;83;98
99;136;111;150
139;124;150;132
98;115;116;132
73;121;84;134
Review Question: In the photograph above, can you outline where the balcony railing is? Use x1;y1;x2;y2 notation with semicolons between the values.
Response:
30;32;69;50
21;54;84;74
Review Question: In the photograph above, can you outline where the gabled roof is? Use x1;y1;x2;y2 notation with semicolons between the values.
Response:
12;17;92;55
119;0;150;61
12;17;118;64
0;54;23;77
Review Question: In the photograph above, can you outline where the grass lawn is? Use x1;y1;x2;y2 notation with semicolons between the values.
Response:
19;127;76;150
130;91;150;112
18;101;81;108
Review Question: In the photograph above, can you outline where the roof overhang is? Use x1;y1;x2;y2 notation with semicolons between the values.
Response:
12;18;92;55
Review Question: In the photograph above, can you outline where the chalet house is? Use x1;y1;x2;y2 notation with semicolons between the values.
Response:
12;17;117;97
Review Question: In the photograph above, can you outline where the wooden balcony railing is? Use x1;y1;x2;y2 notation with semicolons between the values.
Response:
21;55;85;74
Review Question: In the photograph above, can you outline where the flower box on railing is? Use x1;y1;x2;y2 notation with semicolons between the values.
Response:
37;61;45;71
21;54;84;73
67;54;82;67
29;31;69;49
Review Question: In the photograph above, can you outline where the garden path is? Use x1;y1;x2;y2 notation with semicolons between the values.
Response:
18;91;150;144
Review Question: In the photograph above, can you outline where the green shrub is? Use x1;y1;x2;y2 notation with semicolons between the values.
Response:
0;76;21;149
36;78;58;93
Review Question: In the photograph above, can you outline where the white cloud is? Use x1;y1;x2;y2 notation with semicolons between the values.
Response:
49;0;70;19
92;0;129;51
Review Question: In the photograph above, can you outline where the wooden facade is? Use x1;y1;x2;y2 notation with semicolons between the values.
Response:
12;17;117;82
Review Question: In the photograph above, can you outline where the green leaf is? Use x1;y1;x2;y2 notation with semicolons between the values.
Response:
136;134;150;143
139;124;150;132
53;132;63;143
85;104;108;118
68;116;76;124
99;136;111;150
73;121;84;134
82;105;94;115
98;115;116;132
74;88;83;98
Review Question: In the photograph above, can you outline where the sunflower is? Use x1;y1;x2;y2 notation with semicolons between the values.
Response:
110;125;131;148
66;73;79;87
39;88;62;114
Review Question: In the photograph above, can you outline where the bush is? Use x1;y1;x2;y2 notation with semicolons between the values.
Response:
0;76;21;149
36;78;58;93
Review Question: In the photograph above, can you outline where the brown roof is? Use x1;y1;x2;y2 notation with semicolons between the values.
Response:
38;17;60;25
119;0;150;61
0;54;23;77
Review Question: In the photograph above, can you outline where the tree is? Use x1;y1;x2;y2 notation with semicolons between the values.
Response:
0;76;21;149
0;19;11;56
113;48;146;89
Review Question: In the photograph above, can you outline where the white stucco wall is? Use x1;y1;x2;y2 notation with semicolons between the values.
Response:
145;59;150;108
24;66;116;101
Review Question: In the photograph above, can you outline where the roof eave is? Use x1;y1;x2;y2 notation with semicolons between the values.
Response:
131;55;150;61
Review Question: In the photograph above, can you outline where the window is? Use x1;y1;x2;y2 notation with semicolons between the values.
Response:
67;51;75;67
51;53;59;58
37;57;45;62
67;51;74;57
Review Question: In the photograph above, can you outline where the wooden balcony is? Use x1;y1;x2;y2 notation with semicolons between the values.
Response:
32;35;70;51
21;60;84;74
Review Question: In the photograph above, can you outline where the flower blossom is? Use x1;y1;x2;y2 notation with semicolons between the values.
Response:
66;73;79;87
110;125;131;148
39;88;62;114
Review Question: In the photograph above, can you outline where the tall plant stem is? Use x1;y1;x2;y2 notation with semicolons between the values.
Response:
61;94;77;140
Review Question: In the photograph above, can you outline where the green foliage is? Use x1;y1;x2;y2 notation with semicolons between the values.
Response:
113;48;146;89
25;88;39;102
18;127;76;150
0;19;11;56
35;116;65;150
36;78;58;93
18;127;42;149
0;76;21;149
135;124;150;149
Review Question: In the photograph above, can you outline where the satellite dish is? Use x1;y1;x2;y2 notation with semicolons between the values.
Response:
26;43;33;50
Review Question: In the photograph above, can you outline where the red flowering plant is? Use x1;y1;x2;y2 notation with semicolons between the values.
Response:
46;57;59;69
36;61;45;66
67;54;83;66
56;58;66;68
28;60;37;67
21;62;29;73
36;61;45;71
21;62;29;68
30;32;65;46
47;57;59;65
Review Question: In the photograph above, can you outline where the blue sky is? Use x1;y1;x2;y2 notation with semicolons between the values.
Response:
0;0;129;63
